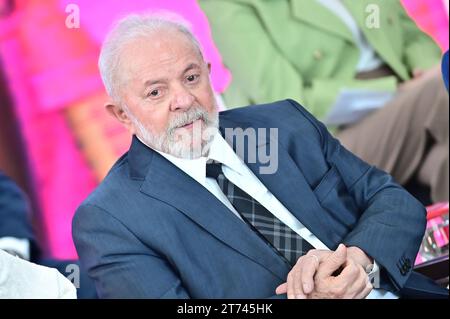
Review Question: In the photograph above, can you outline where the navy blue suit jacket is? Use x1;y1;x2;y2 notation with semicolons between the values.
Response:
0;171;36;251
73;100;447;298
443;50;449;92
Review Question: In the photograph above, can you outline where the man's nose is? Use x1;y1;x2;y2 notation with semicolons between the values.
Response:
170;87;195;111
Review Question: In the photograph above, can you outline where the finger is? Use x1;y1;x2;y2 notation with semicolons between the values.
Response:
301;254;320;294
293;263;306;299
336;260;360;284
328;261;361;299
275;282;287;295
287;272;295;299
342;265;369;299
355;276;373;299
317;244;347;278
353;266;373;299
348;266;369;298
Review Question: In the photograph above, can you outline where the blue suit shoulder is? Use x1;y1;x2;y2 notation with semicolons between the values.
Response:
220;99;325;143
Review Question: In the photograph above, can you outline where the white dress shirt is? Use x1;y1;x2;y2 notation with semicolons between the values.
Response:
138;131;397;298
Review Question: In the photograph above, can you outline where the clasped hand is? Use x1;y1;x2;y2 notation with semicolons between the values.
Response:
275;244;373;299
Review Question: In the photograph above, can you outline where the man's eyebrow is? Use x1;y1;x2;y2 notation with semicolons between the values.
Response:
143;78;167;88
182;63;201;74
142;64;201;88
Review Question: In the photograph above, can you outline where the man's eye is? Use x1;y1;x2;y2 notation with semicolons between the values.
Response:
148;90;159;97
187;74;198;82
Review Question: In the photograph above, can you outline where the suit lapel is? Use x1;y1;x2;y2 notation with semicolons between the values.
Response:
247;150;339;249
290;0;354;43
129;136;290;281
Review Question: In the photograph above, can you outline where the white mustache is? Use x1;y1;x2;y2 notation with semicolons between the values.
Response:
168;107;209;132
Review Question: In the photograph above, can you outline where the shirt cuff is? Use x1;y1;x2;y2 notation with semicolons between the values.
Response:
367;260;379;282
366;261;400;299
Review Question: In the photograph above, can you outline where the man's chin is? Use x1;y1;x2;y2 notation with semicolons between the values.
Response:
142;116;217;159
171;144;209;159
163;137;213;159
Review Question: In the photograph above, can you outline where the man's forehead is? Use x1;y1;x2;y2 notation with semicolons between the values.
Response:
119;32;203;79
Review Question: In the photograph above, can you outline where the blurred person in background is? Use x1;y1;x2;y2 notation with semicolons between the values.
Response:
0;173;76;298
0;249;76;298
0;171;38;261
0;0;102;260
1;49;96;297
200;0;449;204
0;170;97;298
0;14;45;251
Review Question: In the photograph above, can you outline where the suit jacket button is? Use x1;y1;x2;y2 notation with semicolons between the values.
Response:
401;263;411;275
404;258;411;267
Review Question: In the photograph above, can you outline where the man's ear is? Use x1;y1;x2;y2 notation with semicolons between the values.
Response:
105;102;136;134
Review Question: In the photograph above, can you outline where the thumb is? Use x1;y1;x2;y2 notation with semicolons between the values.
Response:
317;244;347;278
275;282;287;295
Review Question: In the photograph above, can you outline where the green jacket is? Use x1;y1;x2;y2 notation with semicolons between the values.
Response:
200;0;442;119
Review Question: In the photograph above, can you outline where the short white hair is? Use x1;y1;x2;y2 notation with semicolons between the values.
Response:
98;12;204;102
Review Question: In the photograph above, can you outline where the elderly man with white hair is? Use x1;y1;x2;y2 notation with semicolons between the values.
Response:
72;14;447;299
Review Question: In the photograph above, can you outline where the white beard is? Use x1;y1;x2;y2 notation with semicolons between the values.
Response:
129;106;219;159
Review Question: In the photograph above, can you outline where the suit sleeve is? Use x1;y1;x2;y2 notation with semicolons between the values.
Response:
0;172;35;243
72;204;190;298
287;100;427;290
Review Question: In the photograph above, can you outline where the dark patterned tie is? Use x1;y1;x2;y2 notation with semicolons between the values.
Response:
206;162;314;266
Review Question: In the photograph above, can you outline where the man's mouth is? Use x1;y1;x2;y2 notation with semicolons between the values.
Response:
179;118;202;129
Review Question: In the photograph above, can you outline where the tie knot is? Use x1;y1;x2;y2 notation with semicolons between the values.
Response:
206;162;223;179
